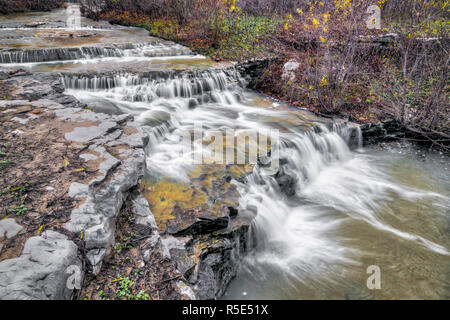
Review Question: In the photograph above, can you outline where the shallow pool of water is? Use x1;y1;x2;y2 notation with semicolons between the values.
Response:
224;144;449;300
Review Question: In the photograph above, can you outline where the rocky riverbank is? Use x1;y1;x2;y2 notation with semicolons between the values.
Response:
0;70;252;300
236;57;448;151
3;4;445;302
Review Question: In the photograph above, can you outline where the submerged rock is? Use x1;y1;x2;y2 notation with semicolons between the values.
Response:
24;22;46;28
160;215;251;300
274;171;297;197
360;119;404;145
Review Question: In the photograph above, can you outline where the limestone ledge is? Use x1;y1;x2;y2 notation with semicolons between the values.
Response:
0;71;150;299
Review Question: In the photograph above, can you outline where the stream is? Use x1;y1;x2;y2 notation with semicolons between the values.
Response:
1;4;449;300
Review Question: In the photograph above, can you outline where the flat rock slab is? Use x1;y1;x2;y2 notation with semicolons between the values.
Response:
0;70;149;297
141;164;251;235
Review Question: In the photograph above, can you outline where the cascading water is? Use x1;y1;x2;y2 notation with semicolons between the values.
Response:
0;42;195;64
2;5;448;299
225;124;449;299
63;65;449;300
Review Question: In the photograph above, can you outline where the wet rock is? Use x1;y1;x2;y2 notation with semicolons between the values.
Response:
360;123;387;145
195;254;219;300
24;22;46;28
142;164;245;236
188;98;198;109
200;93;211;104
347;126;362;150
46;93;80;108
8;70;31;77
144;110;171;127
163;215;251;299
361;119;404;145
275;171;297;197
167;207;230;236
139;164;252;298
236;57;275;89
210;93;221;103
193;235;245;299
84;100;125;115
76;32;97;38
0;231;81;300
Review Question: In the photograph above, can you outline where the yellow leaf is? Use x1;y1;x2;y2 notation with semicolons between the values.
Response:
75;168;85;172
312;18;320;28
64;159;70;167
37;225;43;235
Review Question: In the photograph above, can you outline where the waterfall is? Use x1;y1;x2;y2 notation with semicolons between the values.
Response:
62;63;449;267
0;42;193;64
3;2;449;301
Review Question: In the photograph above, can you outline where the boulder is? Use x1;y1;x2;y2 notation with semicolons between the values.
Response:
0;218;23;239
282;59;300;82
0;231;81;300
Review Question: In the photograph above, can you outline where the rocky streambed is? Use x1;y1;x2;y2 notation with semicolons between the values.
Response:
1;5;449;301
0;5;259;300
0;69;256;300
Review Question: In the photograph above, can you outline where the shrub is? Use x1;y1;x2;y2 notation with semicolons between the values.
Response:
0;0;63;14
